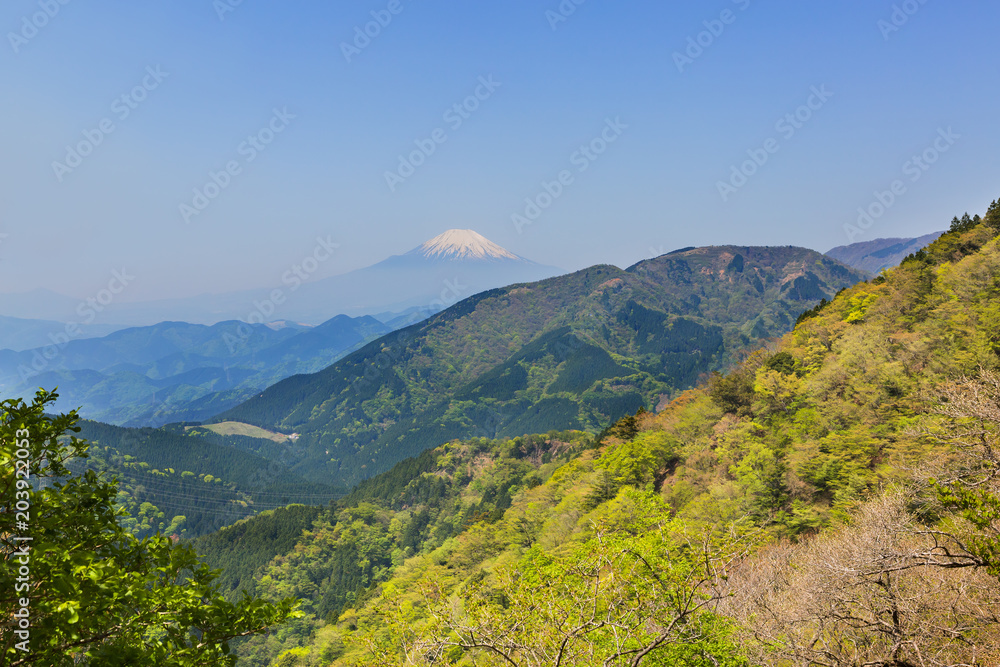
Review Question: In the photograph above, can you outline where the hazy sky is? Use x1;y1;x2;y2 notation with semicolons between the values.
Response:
1;0;997;302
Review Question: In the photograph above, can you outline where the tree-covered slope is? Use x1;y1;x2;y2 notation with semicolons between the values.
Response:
69;419;343;539
214;246;865;487
196;431;592;666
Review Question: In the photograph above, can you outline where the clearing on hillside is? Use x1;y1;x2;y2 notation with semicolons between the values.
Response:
188;421;294;443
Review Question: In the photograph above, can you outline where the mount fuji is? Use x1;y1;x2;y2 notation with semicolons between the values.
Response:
1;231;562;327
285;229;561;323
408;229;522;261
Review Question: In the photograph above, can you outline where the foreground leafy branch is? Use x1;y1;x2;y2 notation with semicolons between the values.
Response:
0;390;301;666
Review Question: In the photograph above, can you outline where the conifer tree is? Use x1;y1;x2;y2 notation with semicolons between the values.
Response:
985;198;1000;233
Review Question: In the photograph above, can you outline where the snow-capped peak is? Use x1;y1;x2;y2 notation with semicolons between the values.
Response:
411;230;522;261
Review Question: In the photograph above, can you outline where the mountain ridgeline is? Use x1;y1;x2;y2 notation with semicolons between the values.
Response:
826;231;945;274
214;246;865;487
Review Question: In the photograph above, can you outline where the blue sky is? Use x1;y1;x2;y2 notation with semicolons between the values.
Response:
1;0;997;301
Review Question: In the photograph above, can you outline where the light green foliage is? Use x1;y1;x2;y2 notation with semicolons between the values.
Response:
360;490;750;667
843;292;877;323
753;368;800;415
597;429;679;489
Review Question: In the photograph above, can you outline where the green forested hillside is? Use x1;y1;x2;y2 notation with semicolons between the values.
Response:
69;420;343;538
195;504;326;598
214;247;865;487
196;432;592;666
198;204;1000;666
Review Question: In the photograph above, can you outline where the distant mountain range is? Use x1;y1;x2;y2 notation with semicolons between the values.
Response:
7;241;870;544
0;230;562;328
0;315;392;426
2;229;929;434
826;231;944;274
212;245;867;487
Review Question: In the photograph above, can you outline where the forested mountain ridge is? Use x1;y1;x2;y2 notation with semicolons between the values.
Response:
197;203;1000;666
214;246;865;487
